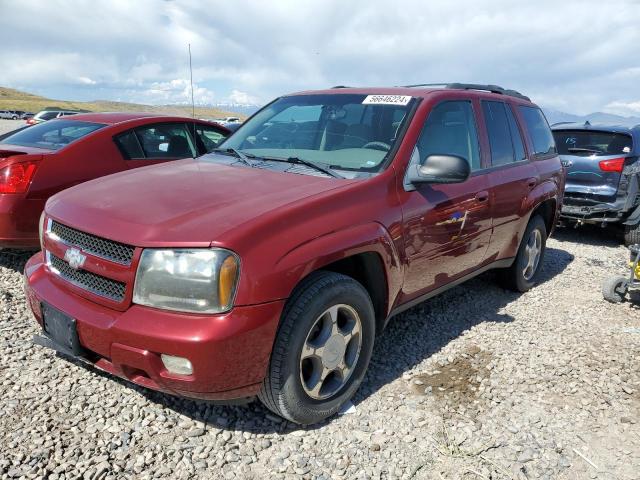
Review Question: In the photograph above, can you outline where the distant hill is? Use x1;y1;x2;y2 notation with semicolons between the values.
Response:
543;108;640;127
0;86;243;119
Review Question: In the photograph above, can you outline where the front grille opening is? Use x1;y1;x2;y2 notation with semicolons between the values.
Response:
48;253;126;302
49;221;135;265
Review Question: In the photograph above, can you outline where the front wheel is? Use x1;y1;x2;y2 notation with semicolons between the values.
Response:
499;215;547;292
259;271;375;424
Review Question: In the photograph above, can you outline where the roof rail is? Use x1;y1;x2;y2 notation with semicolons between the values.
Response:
550;121;575;127
331;85;350;89
402;83;530;101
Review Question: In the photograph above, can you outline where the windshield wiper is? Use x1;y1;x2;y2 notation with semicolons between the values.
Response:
268;156;343;179
212;148;258;167
567;147;604;154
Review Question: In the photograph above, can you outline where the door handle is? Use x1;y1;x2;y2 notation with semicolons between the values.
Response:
475;191;489;203
526;177;538;188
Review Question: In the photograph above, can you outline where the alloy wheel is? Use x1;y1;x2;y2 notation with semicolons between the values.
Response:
299;304;363;400
522;229;542;281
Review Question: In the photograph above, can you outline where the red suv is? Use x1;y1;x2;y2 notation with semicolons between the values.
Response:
24;84;564;424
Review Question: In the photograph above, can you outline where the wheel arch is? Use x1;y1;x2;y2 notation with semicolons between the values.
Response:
273;222;403;335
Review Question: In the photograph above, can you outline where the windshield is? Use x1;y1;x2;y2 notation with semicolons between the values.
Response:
219;94;415;172
553;130;633;156
0;120;105;150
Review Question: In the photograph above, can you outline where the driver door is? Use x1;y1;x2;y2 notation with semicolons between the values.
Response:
399;99;493;301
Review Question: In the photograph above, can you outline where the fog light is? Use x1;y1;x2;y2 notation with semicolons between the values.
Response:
161;354;193;375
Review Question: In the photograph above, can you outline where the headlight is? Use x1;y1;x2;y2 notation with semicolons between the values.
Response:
133;248;240;314
38;211;46;250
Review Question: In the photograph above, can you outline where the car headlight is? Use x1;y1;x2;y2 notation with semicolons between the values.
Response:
38;211;46;250
133;248;240;314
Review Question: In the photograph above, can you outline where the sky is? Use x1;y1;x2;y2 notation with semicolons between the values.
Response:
1;0;639;115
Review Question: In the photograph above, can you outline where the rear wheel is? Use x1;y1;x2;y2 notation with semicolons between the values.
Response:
259;271;375;424
602;276;628;303
499;215;547;292
624;223;640;246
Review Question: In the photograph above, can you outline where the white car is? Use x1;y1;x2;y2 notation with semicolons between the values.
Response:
0;110;21;120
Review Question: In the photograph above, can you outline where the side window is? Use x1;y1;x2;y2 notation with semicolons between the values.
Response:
114;130;145;159
506;105;526;161
416;100;481;171
195;124;227;154
518;106;556;156
137;123;194;159
482;101;514;166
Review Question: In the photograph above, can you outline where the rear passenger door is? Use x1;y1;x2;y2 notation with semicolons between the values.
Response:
481;101;539;260
114;122;197;169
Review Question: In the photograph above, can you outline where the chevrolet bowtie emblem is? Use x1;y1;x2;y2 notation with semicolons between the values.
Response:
64;247;87;270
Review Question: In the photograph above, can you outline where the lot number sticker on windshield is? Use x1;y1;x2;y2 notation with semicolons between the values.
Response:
362;95;412;106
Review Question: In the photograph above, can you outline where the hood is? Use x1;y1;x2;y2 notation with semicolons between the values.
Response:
46;158;351;246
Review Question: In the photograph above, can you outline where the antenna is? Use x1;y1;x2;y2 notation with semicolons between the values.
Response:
188;43;195;119
188;43;197;159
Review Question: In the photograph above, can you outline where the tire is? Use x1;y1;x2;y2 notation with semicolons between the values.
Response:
258;271;376;424
11;116;17;120
499;215;547;292
624;223;640;247
602;276;628;303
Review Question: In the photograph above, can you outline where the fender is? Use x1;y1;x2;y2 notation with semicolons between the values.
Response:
242;222;403;316
523;178;558;217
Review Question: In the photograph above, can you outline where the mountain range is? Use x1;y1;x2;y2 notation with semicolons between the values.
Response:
537;109;639;127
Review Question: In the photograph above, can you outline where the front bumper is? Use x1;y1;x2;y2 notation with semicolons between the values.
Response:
24;252;284;401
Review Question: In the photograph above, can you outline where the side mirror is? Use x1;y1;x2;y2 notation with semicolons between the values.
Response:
407;154;470;185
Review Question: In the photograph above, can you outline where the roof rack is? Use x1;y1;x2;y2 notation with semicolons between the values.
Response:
402;83;530;101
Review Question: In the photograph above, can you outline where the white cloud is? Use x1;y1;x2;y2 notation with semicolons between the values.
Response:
1;0;639;113
138;79;216;105
77;76;97;85
227;89;260;105
603;100;640;116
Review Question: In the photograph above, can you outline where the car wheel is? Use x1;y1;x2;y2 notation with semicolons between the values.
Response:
258;271;375;424
499;214;547;292
602;276;628;303
624;223;640;246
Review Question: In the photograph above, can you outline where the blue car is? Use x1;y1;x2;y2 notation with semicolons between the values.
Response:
552;122;640;245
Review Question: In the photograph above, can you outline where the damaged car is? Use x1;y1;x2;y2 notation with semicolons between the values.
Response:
552;122;640;245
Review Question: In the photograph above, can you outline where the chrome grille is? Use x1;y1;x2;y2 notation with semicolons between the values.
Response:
50;221;134;265
48;253;126;302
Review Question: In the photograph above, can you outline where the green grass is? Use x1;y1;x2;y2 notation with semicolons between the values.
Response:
0;86;243;119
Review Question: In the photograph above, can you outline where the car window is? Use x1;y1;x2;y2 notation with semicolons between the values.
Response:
116;123;195;160
194;124;227;154
38;111;60;121
0;120;105;150
219;93;415;173
506;105;526;161
114;131;145;159
482;101;515;166
518;106;556;156
552;130;633;156
415;100;481;171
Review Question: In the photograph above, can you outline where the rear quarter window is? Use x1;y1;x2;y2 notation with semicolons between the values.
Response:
552;130;633;156
518;106;556;156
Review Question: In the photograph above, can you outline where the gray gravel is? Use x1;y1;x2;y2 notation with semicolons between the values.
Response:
1;226;639;479
0;119;24;136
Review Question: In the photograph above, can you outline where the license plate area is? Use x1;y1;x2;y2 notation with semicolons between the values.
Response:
41;302;83;356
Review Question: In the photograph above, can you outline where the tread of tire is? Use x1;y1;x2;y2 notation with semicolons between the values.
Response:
258;271;353;419
624;224;640;246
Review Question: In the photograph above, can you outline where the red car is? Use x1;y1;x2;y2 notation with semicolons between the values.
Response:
25;84;564;424
0;113;229;248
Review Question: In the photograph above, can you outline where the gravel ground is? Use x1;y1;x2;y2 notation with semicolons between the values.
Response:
1;226;639;479
0;119;25;136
